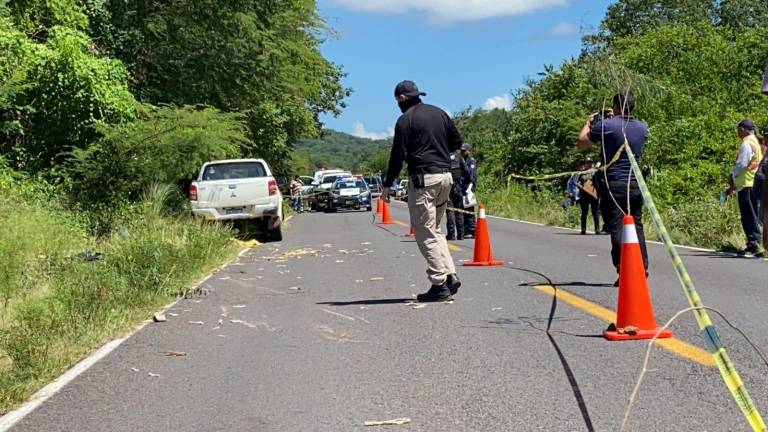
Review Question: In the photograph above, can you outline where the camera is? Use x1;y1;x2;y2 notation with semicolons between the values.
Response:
590;109;614;125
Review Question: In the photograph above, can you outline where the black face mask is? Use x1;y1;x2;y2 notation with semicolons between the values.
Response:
398;97;421;113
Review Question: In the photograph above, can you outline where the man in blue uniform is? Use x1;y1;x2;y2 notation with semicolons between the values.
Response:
446;149;470;240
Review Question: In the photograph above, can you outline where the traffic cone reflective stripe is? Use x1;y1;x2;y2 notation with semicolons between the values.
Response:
463;204;503;267
379;200;392;225
604;216;672;341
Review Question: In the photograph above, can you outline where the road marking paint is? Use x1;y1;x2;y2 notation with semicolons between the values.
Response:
534;285;715;367
447;243;462;252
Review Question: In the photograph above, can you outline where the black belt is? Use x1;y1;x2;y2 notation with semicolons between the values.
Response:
410;167;450;175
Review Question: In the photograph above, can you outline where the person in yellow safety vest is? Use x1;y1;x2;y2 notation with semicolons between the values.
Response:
726;119;765;257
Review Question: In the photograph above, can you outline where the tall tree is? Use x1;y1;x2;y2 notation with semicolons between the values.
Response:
85;0;350;173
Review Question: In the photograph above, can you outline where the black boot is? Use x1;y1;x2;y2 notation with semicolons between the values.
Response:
447;274;461;296
417;283;452;302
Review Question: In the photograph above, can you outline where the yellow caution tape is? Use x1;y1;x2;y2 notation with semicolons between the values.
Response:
625;142;766;432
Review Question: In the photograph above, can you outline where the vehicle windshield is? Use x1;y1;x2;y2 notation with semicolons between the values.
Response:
202;162;266;181
334;180;367;191
322;175;349;184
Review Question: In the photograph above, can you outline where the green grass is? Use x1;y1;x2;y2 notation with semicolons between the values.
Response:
483;182;746;251
0;182;239;414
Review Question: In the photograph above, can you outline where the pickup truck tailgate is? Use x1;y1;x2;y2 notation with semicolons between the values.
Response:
197;178;271;209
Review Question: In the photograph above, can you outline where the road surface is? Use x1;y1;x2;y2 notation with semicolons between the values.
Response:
7;201;768;431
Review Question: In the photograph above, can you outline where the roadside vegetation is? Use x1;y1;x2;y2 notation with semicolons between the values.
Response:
448;1;768;251
0;0;347;413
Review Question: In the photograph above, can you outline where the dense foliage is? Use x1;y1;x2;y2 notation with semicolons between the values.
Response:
454;0;768;245
1;0;348;188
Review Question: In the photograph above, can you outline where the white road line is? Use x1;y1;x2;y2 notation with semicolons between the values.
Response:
0;264;231;430
395;197;716;252
0;338;128;431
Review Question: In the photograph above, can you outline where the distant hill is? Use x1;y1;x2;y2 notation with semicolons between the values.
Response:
295;129;391;171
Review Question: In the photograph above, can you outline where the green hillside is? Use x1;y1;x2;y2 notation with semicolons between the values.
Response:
295;129;391;172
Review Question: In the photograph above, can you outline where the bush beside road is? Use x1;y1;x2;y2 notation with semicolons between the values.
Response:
484;182;745;252
0;175;239;414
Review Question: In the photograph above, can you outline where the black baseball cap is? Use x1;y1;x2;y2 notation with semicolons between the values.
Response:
737;119;756;131
394;80;426;98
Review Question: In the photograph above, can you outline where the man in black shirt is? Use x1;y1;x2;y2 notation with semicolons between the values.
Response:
381;80;462;302
446;149;469;241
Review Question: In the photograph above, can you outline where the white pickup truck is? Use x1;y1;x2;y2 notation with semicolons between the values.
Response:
189;159;283;241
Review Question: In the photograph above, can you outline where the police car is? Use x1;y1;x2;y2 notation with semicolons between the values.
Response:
326;178;373;212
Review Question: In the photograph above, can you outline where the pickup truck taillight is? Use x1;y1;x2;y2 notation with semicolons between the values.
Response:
268;179;278;196
189;183;198;201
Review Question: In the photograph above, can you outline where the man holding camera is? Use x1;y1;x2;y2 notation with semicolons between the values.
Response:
381;80;463;302
578;90;649;284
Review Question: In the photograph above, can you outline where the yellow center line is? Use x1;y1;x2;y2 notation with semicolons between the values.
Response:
393;219;463;252
534;285;716;367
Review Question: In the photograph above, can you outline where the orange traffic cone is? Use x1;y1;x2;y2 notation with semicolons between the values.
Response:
463;204;503;267
404;225;415;237
379;200;392;225
604;216;672;341
376;198;384;215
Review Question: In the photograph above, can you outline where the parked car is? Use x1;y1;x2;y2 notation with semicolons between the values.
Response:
327;178;373;212
396;179;409;199
312;172;352;210
364;176;383;198
189;159;283;241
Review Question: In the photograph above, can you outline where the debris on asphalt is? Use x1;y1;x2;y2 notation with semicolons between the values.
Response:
168;312;179;317
363;418;411;427
369;277;384;281
147;372;160;378
336;260;345;263
218;335;226;338
361;242;372;245
131;367;140;372
411;304;427;310
492;308;504;311
233;305;246;309
164;351;187;357
288;286;301;291
322;243;333;248
188;321;205;325
355;280;364;283
153;313;167;323
236;239;261;249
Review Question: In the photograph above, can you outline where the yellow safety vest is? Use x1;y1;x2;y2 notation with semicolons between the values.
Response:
734;135;762;189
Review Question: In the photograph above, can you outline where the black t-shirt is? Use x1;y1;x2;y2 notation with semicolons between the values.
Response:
383;103;463;187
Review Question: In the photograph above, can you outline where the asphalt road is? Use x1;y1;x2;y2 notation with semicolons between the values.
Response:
8;202;768;432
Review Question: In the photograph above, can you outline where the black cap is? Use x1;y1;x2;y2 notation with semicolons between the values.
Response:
394;80;426;98
737;119;756;131
461;143;472;151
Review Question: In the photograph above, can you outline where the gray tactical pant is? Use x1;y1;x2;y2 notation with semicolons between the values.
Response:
408;173;456;286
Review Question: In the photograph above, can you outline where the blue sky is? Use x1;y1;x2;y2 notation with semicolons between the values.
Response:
317;0;615;138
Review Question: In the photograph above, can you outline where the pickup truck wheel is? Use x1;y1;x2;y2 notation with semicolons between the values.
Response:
268;226;282;242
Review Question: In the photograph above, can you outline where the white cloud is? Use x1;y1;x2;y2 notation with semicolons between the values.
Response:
546;21;581;37
330;0;570;24
484;94;512;111
351;121;394;140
